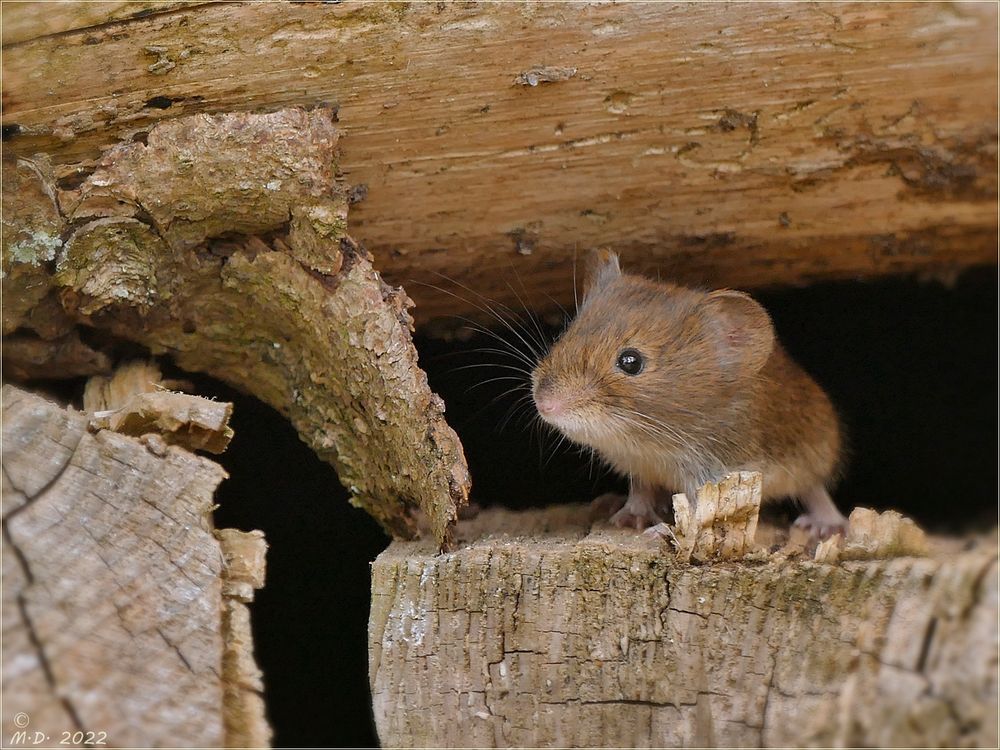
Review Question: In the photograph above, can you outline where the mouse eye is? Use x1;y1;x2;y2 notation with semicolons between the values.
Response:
616;348;644;376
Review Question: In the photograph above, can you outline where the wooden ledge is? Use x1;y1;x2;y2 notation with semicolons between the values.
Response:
369;505;997;747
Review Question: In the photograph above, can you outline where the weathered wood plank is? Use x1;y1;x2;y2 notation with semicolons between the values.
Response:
0;2;203;46
2;2;996;322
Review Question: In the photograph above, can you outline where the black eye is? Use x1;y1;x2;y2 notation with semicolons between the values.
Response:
616;348;644;375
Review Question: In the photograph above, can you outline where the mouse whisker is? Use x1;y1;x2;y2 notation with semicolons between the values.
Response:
458;382;531;429
498;395;537;434
540;428;573;470
460;344;538;372
572;246;580;315
616;405;724;449
466;376;531;392
503;265;553;360
449;362;533;377
419;274;547;365
442;316;538;371
612;409;717;459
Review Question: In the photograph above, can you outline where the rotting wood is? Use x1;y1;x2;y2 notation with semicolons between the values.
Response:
0;2;203;46
2;2;997;323
369;504;998;748
1;385;271;748
1;108;471;548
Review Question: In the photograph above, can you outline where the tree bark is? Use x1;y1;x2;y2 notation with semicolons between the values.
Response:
2;2;997;323
369;505;998;748
1;385;270;748
1;107;471;548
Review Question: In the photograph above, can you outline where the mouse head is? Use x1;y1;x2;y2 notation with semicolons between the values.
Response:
531;250;775;450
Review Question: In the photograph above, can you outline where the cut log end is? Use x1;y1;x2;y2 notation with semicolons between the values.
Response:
1;386;271;748
369;504;998;748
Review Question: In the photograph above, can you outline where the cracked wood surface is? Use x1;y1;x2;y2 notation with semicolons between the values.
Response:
1;2;997;324
1;385;270;748
369;505;998;748
1;107;470;547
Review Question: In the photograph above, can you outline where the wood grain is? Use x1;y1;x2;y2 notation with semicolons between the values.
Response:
0;2;202;46
2;2;997;323
370;505;998;748
1;386;270;748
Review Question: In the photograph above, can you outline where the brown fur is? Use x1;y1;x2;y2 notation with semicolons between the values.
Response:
531;253;842;506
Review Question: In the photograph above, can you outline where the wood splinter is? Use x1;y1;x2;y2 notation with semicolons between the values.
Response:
666;470;763;563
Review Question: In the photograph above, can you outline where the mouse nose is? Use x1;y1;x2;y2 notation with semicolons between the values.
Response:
534;395;565;418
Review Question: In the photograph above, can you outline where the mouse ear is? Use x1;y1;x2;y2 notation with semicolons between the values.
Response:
583;248;621;302
701;290;775;373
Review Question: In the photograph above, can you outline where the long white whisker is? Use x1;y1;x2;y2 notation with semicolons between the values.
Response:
449;362;533;376
572;246;580;314
467;376;530;391
504;265;549;358
422;274;545;365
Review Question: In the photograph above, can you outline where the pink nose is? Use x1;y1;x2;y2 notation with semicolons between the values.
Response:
535;395;564;418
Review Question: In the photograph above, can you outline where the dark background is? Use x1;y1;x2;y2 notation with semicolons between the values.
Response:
32;267;996;747
207;266;996;747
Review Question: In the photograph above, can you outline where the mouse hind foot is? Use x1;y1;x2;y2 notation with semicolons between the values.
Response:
794;485;848;539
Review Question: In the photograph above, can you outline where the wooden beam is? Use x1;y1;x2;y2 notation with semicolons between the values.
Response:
0;2;202;46
2;2;996;322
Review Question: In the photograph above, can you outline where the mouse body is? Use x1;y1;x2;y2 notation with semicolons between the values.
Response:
531;251;847;537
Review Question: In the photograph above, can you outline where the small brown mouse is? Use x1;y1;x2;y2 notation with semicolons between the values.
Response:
531;250;847;537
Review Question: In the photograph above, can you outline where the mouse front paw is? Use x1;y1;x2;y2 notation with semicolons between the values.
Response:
793;513;847;540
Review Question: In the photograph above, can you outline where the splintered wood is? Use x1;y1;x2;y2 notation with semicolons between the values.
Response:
2;108;470;548
839;506;929;560
216;530;270;749
670;471;762;562
89;392;234;454
654;471;931;567
369;504;998;748
1;386;270;748
84;360;234;453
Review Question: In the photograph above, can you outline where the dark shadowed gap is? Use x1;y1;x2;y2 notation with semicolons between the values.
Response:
194;377;389;749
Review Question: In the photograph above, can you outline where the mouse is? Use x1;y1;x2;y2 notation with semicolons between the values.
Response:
530;250;848;538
